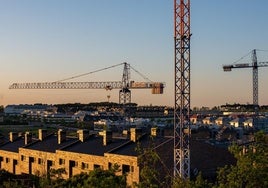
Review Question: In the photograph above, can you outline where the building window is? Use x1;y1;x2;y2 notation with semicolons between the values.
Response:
94;164;101;169
29;157;34;163
59;158;65;165
5;158;10;163
81;162;89;170
38;158;43;165
122;164;130;174
21;155;26;161
108;162;112;170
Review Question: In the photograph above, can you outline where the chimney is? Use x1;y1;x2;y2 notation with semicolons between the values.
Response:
9;132;18;142
58;129;66;144
151;127;159;137
77;129;89;142
103;130;112;146
130;128;142;142
24;132;32;145
38;129;47;141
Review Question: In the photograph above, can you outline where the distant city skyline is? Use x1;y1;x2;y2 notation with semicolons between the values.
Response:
1;0;268;107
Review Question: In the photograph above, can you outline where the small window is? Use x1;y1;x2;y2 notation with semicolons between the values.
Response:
122;164;130;174
29;157;34;163
108;162;112;170
38;158;43;165
81;162;89;169
59;158;65;165
6;158;10;163
94;164;100;169
21;155;26;161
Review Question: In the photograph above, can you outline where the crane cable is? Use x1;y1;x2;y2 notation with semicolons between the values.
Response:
256;49;268;52
55;62;154;83
233;49;268;66
233;51;252;64
54;62;125;82
130;65;153;82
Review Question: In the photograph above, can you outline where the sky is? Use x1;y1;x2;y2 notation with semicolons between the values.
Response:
0;0;268;108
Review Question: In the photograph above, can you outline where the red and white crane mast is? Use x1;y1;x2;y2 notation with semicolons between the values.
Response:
174;0;191;179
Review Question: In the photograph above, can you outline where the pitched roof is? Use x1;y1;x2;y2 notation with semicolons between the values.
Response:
0;138;25;152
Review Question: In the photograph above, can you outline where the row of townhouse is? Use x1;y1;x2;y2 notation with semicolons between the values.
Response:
190;115;268;132
0;128;170;186
0;127;238;183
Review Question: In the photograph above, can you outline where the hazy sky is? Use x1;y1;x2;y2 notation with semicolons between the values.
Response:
1;0;268;107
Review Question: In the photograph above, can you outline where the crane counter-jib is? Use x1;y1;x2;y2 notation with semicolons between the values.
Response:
233;63;250;68
223;63;252;71
129;81;164;94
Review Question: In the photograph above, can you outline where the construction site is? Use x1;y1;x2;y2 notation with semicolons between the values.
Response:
0;0;267;187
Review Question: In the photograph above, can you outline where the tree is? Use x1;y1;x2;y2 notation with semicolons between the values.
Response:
57;168;126;188
0;105;4;113
0;170;15;184
135;139;159;187
83;168;126;188
216;131;268;188
135;136;172;188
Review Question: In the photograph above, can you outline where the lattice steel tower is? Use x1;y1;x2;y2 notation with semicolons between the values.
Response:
174;0;191;179
252;49;258;109
119;62;131;104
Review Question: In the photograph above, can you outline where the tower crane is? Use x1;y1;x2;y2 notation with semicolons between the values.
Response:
174;0;191;179
9;0;189;180
223;49;268;126
9;62;165;104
